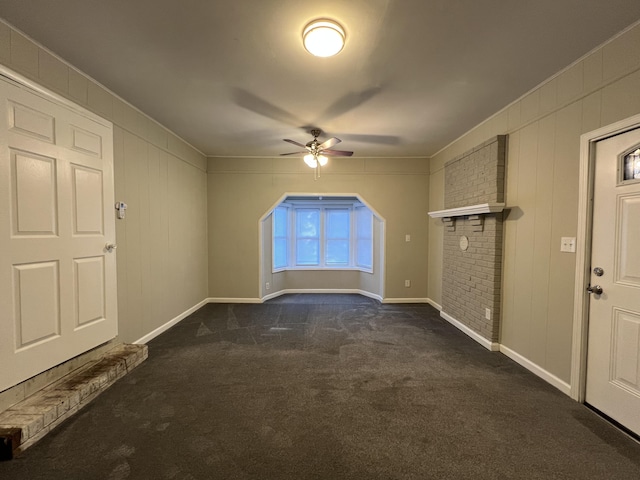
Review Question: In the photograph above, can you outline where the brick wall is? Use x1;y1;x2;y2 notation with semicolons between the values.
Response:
442;136;506;342
445;136;506;209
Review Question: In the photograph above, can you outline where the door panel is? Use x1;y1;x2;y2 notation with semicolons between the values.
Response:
72;164;104;235
9;101;55;142
586;127;640;436
610;308;640;393
12;150;58;235
74;256;106;327
0;75;116;392
13;261;60;348
616;194;640;285
71;125;102;157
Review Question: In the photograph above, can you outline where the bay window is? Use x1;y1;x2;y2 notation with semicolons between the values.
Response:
273;199;373;272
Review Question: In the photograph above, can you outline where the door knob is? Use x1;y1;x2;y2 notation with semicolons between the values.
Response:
105;243;117;252
586;285;603;295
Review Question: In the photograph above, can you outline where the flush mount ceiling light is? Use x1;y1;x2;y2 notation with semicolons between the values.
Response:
303;19;345;57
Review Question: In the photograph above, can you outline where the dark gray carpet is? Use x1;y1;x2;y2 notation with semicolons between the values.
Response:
1;294;639;479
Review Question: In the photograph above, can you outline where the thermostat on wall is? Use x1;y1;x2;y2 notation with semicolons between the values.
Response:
459;235;469;251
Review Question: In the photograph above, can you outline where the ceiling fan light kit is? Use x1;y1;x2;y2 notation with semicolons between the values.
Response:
303;19;345;57
304;154;328;168
281;128;353;180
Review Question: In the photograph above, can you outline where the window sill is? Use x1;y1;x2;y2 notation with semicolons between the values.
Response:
272;266;373;274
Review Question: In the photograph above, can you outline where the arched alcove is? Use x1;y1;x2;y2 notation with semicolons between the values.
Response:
258;193;385;301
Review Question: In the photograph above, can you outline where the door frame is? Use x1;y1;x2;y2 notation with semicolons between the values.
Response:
0;65;108;126
571;112;640;402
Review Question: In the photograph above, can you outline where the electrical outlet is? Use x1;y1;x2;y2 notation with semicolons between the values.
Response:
265;282;270;290
405;280;411;287
405;234;411;242
485;308;491;320
560;237;576;253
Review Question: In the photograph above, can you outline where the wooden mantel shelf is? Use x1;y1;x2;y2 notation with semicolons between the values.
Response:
427;202;505;218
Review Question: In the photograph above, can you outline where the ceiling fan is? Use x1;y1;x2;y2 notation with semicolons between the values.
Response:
281;129;353;179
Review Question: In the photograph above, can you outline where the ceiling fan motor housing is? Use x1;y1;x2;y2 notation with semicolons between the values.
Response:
306;129;322;152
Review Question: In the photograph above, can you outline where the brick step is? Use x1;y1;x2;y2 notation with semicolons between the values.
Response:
0;344;147;460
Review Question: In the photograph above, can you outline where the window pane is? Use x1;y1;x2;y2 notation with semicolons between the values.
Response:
357;239;372;268
297;209;319;237
326;239;349;264
274;238;288;269
273;206;289;269
325;209;350;265
623;148;640;181
296;209;320;265
356;207;372;236
296;239;319;265
326;210;350;238
274;207;288;236
356;207;373;269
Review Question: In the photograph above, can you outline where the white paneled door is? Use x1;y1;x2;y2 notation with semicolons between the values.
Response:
586;127;640;436
0;75;117;392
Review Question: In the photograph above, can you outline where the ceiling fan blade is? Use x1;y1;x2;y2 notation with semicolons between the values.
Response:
316;86;382;124
280;151;308;156
318;137;341;150
322;149;353;157
283;139;310;149
232;88;305;126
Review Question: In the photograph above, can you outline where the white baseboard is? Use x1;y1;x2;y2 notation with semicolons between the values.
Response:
438;309;571;396
213;292;430;305
382;297;429;304
133;298;209;344
261;291;283;302
426;298;442;310
208;297;263;304
260;289;383;303
499;345;571;396
439;310;500;351
354;290;383;303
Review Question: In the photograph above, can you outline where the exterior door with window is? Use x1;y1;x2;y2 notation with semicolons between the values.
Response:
0;75;117;392
585;127;640;436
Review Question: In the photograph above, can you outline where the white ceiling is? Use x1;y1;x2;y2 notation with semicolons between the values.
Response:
1;1;640;158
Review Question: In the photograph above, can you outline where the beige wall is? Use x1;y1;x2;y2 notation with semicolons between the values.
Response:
208;157;429;300
113;128;208;342
0;20;209;344
428;22;640;383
